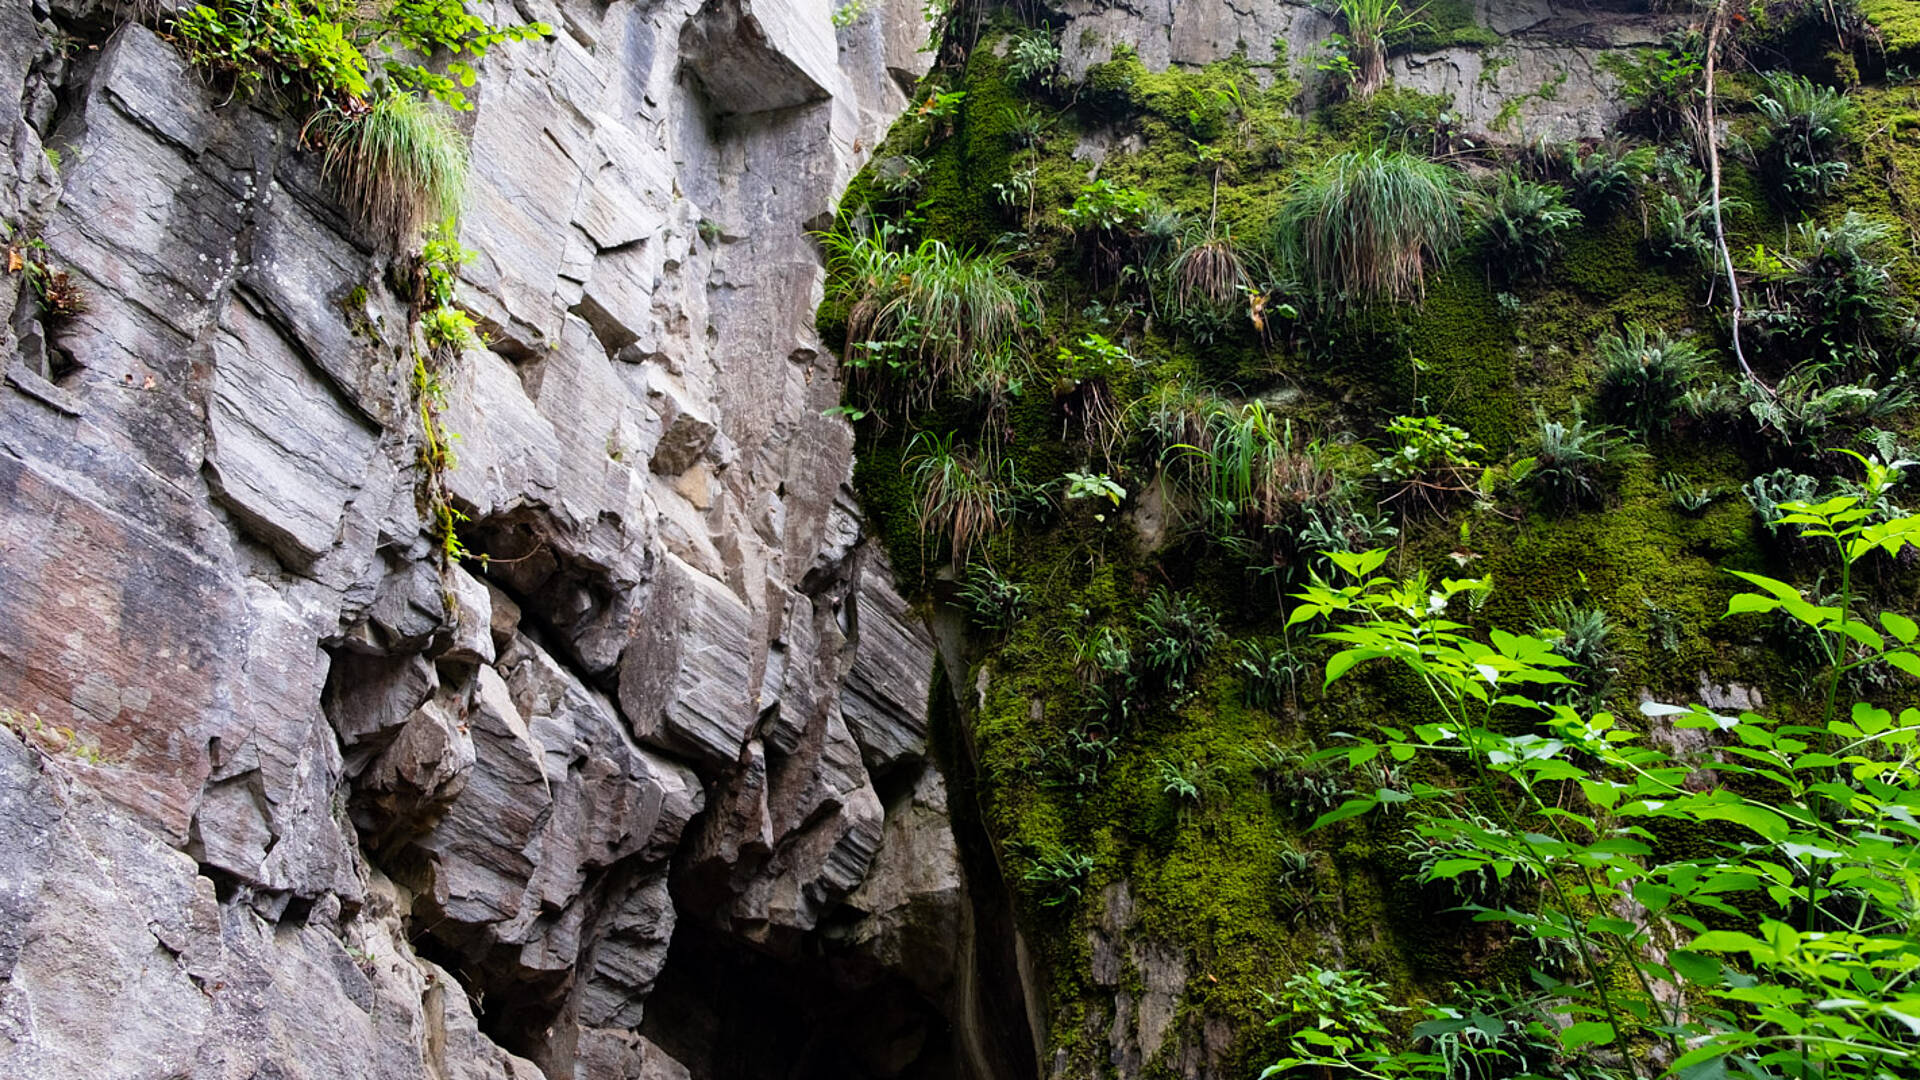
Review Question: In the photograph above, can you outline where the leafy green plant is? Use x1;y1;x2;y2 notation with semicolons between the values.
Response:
1064;472;1127;520
1021;844;1094;908
1752;70;1855;201
1296;498;1399;569
1373;415;1482;516
830;0;870;29
1006;29;1062;87
1277;149;1464;307
1153;758;1227;823
1594;325;1706;435
1529;597;1617;708
1330;0;1429;98
1480;174;1580;279
1748;212;1911;378
1138;588;1224;693
1519;410;1638;510
1062;178;1153;233
872;153;929;197
1596;29;1704;137
1284;473;1920;1080
1263;966;1406;1078
957;564;1028;633
1566;139;1653;216
1004;103;1049;148
313;90;467;245
1237;638;1308;712
904;430;1012;567
1661;471;1720;513
1176;402;1340;541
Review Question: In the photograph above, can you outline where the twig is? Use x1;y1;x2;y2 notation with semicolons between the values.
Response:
1703;0;1773;396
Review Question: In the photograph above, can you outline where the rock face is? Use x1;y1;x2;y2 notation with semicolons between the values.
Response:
0;0;963;1076
1057;0;1689;139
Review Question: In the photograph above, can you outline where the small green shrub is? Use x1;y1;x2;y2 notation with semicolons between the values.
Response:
1520;411;1639;510
1480;173;1580;279
1331;0;1428;97
957;564;1028;633
1020;844;1094;907
1153;758;1227;823
1529;597;1617;707
1594;325;1706;435
315;91;468;245
1005;29;1062;88
1276;148;1464;307
1138;587;1223;693
1236;638;1307;712
1566;139;1654;216
1062;178;1152;233
1373;414;1482;515
1752;71;1854;202
1748;212;1912;377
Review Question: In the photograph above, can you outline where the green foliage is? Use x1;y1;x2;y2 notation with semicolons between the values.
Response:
1276;149;1465;307
1005;29;1062;88
1283;471;1920;1080
314;91;467;245
1175;401;1340;543
1153;758;1227;823
1594;325;1706;435
822;225;1042;412
175;0;370;100
1263;966;1405;1079
1021;844;1095;907
958;563;1029;634
174;0;547;110
1236;638;1307;713
1062;177;1153;233
1596;29;1704;137
1331;0;1430;97
1529;597;1617;708
1373;415;1483;515
830;0;870;29
1747;212;1914;377
904;430;1013;567
1167;226;1252;324
1138;587;1224;693
1519;410;1639;511
1564;140;1654;217
1752;71;1856;202
1480;173;1581;280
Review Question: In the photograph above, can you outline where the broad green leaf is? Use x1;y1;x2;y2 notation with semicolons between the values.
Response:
1309;797;1377;832
1882;611;1918;644
1559;1020;1614;1051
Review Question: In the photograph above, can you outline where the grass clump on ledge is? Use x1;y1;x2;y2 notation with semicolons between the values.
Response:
314;92;468;247
1275;148;1463;308
822;227;1042;409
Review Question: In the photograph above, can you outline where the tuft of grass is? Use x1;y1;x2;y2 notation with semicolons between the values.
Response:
822;226;1041;410
1275;148;1463;307
317;91;467;246
1167;226;1251;321
904;430;1011;567
1335;0;1429;98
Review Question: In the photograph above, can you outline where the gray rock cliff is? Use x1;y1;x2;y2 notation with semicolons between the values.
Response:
0;0;964;1076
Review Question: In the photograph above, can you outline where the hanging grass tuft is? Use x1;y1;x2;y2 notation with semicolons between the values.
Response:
1275;148;1463;308
316;91;468;246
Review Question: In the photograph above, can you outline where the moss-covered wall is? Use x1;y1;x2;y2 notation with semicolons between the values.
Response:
824;7;1920;1078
